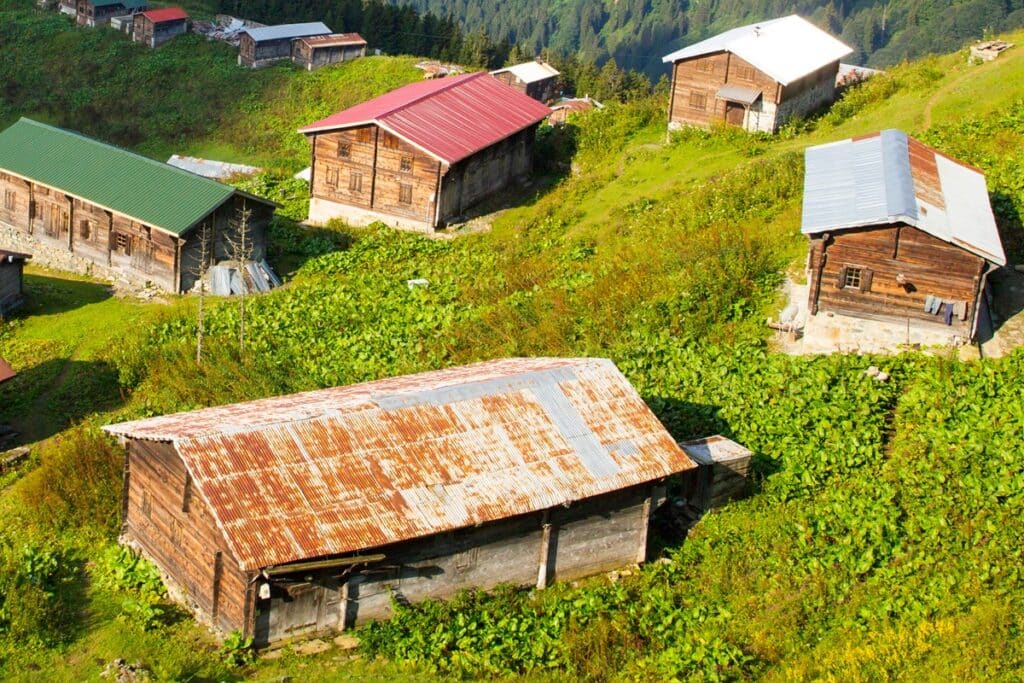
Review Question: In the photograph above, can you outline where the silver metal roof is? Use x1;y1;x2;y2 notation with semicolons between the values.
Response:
802;129;1006;265
716;84;762;105
243;22;331;42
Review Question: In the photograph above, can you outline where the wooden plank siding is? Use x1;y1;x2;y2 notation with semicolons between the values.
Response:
122;440;249;634
0;261;24;315
133;15;187;48
808;224;986;335
668;53;838;132
0;170;271;293
250;483;659;645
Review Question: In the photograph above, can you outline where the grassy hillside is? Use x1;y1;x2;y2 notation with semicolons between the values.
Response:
1;4;1024;677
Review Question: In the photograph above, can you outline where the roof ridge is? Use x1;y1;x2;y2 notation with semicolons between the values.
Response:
377;72;486;120
17;118;231;194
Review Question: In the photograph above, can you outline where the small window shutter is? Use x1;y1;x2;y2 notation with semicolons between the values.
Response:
837;266;848;289
860;268;873;292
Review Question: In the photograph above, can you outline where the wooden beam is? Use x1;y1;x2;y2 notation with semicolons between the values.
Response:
536;510;551;590
635;491;652;564
262;553;386;576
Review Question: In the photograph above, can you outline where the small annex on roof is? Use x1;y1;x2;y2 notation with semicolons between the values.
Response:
662;15;852;133
491;59;561;102
103;357;710;645
0;118;275;293
299;72;552;232
801;129;1006;349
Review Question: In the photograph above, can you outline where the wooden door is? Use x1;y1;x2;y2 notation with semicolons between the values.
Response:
725;103;745;126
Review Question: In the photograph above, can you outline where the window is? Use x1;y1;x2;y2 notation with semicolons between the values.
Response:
689;91;707;110
381;134;398;149
349;171;363;193
337;142;351;158
326;167;339;188
79;219;91;240
400;155;413;173
843;267;862;289
114;231;131;255
735;65;756;81
838;265;873;292
695;59;713;73
399;183;413;204
3;190;15;211
357;128;373;143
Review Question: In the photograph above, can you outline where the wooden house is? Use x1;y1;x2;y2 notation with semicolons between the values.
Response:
299;72;552;232
490;60;560;103
133;7;188;48
0;119;275;294
547;96;603;125
104;357;710;646
802;130;1006;342
76;0;147;27
0;250;30;316
292;33;367;71
238;22;331;68
662;15;852;133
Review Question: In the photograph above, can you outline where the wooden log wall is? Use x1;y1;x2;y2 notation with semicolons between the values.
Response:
251;483;656;645
437;126;535;223
123;440;249;634
669;52;780;128
0;262;24;314
810;224;986;335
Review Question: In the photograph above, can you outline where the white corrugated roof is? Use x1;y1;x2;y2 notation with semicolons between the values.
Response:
802;130;1005;265
243;21;331;42
662;15;852;86
491;60;560;84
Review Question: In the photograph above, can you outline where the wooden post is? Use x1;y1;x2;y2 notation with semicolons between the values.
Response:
339;580;349;631
369;127;380;210
211;551;223;620
636;491;653;564
536;510;551;590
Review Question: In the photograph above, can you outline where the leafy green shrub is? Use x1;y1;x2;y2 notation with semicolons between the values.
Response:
95;546;170;632
0;543;76;646
219;630;255;667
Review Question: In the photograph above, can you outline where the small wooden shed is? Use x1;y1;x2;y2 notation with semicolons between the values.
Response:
662;15;852;133
133;7;188;48
0;250;30;316
104;357;704;646
292;33;367;71
238;22;331;68
299;72;552;232
490;60;560;103
802;130;1006;341
76;0;147;26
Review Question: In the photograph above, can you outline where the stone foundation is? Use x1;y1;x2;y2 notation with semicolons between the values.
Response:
308;197;435;234
799;311;968;354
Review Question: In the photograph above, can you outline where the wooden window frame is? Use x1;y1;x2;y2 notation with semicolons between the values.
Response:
735;65;756;81
399;183;413;204
349;171;363;193
114;231;131;256
838;265;873;292
694;59;713;73
337;142;351;159
689;91;707;110
326;167;340;188
400;155;413;173
79;219;91;240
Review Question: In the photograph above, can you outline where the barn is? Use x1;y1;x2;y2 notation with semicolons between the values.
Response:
76;0;147;26
292;33;367;71
0;250;30;316
662;15;852;133
133;7;189;48
490;59;560;103
802;129;1006;346
103;357;708;646
299;72;552;232
238;22;332;68
0;118;275;294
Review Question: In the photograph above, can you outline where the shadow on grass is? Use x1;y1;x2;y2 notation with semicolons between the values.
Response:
18;272;112;317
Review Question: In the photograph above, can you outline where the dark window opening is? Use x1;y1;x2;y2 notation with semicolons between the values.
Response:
844;267;862;289
114;231;131;255
337;143;351;158
79;219;90;240
400;156;413;173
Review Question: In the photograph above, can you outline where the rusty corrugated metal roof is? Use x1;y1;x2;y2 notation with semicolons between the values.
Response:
0;357;15;385
298;73;553;165
104;358;696;571
298;32;366;48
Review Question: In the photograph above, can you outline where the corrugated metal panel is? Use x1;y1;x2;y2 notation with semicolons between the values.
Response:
0;357;15;385
299;73;553;164
244;22;331;43
491;60;560;84
662;15;852;86
298;32;366;48
140;7;187;22
104;358;697;570
0;119;245;236
166;155;259;179
716;84;762;105
802;129;1005;265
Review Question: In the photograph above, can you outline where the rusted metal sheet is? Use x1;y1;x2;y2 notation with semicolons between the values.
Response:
297;32;366;48
104;358;696;571
0;357;15;385
299;73;553;165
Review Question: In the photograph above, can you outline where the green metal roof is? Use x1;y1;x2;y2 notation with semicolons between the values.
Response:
91;0;148;8
0;119;239;237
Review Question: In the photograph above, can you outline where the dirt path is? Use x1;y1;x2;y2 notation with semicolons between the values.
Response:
921;66;977;129
6;345;81;448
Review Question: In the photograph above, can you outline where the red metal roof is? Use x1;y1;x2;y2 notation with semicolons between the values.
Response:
299;72;553;164
298;32;366;48
104;358;697;571
0;358;15;385
140;7;188;22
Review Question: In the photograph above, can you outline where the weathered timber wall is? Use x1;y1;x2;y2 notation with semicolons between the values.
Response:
251;483;657;645
293;43;365;70
122;440;249;634
133;16;187;48
0;261;24;314
808;224;987;336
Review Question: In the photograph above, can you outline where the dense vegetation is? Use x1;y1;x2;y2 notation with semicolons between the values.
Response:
1;2;1024;677
223;0;1024;77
